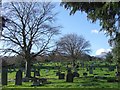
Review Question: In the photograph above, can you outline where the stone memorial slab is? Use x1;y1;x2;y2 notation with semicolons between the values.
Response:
15;70;22;85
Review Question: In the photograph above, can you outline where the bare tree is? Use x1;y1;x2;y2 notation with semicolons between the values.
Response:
1;2;60;78
56;33;91;66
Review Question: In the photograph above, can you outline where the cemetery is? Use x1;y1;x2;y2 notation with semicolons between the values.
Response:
0;1;120;90
0;60;120;89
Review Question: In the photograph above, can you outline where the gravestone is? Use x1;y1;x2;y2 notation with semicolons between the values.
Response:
1;67;7;85
115;72;120;79
1;60;8;85
15;70;22;85
73;72;79;77
83;72;87;77
56;71;60;76
89;69;93;74
66;69;73;82
22;77;29;82
59;73;65;79
81;62;84;68
89;66;93;74
39;78;47;84
108;66;114;71
31;78;41;86
86;67;89;71
35;70;40;77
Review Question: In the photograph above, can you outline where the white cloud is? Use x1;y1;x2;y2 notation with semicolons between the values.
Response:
91;29;99;34
95;48;111;56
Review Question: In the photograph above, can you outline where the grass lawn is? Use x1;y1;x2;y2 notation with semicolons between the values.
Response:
1;61;120;89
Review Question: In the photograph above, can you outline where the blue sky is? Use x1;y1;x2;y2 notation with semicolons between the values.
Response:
54;3;112;56
1;1;112;56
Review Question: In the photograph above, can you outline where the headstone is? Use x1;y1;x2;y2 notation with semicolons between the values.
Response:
22;77;29;82
89;66;93;74
39;78;47;84
35;71;40;77
89;69;93;74
115;72;120;77
66;69;73;82
83;72;87;77
73;72;79;77
15;70;22;85
59;73;65;79
1;67;7;85
56;71;60;76
1;60;8;85
86;67;89;71
81;62;84;68
31;78;41;86
108;66;114;71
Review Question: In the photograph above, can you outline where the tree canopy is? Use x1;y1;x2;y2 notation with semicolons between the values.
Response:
1;2;60;78
56;33;91;64
61;2;120;37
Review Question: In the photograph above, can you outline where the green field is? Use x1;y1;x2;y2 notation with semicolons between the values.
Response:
1;61;120;89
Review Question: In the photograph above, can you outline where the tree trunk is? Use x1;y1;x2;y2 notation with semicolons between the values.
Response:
25;60;31;78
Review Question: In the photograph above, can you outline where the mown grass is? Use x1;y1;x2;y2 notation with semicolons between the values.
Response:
1;61;120;89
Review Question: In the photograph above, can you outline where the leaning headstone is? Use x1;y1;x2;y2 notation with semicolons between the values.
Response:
66;69;74;82
15;70;22;85
1;60;8;85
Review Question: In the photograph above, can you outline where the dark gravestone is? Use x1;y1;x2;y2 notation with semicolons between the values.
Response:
66;72;73;82
22;77;29;82
86;67;89;71
89;69;93;74
39;78;47;84
1;60;8;85
83;72;87;77
34;70;40;77
73;72;79;77
66;69;74;82
1;68;8;85
56;71;60;76
59;73;65;79
15;70;22;85
81;62;84;68
32;78;41;86
115;72;120;77
89;66;93;74
108;66;114;71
